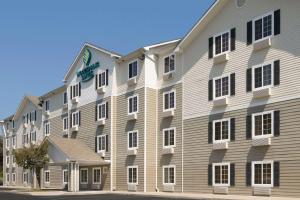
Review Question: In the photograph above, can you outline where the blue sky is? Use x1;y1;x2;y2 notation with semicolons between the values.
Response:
0;0;214;121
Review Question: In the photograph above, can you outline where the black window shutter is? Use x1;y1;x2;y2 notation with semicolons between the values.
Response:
106;135;109;152
95;74;98;90
95;137;98;153
208;164;212;186
274;60;280;86
274;110;280;137
34;110;37;121
95;105;98;121
230;73;236;96
70;86;73;99
246;68;252;92
79;111;81;126
208;80;213;101
230;28;236;51
230;163;235;186
274;161;280;187
246;115;252;139
274;9;281;35
246;162;252;186
208;37;213;59
30;113;32;122
208;121;213;144
69;114;72;128
230;118;235;141
106;69;109;86
79;82;81;96
106;102;109;119
247;21;253;45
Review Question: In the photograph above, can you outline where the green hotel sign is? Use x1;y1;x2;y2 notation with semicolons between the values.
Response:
77;49;100;82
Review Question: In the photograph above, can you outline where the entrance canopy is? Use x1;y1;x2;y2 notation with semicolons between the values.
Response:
45;135;109;166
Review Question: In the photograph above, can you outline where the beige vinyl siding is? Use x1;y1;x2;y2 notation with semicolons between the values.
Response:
42;164;66;190
157;83;183;192
115;88;145;192
182;0;300;119
183;98;300;197
145;88;157;192
111;96;117;190
79;166;110;190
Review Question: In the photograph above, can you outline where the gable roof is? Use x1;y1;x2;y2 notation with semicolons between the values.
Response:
175;0;229;52
63;43;122;82
13;95;41;120
46;135;108;165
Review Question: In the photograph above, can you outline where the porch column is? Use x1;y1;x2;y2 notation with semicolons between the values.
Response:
68;161;79;192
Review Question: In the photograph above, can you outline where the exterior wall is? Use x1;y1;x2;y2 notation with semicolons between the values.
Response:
157;83;183;192
183;98;300;197
79;166;110;191
41;164;66;190
115;88;145;192
182;0;300;120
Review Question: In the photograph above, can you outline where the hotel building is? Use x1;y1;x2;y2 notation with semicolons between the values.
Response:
2;0;300;197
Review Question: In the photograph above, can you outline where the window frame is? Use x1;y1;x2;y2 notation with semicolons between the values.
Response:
44;122;50;136
97;70;107;89
6;156;10;166
213;118;231;144
12;173;16;183
71;83;80;99
92;167;101;184
72;111;80;127
128;59;138;80
80;168;88;184
30;131;36;143
163;127;176;149
252;111;274;139
63;117;69;131
127;130;139;150
6;173;10;183
213;29;231;57
252;160;274;187
63;170;68;184
163;165;176;185
12;136;16;149
97;135;107;153
23;172;28;184
212;162;231;187
45;170;50;184
45;100;50;111
63;92;68;105
97;102;107;121
252;61;274;91
252;11;274;43
128;95;139;115
6;138;10;149
213;74;231;100
127;165;138;185
163;54;176;74
163;90;176;111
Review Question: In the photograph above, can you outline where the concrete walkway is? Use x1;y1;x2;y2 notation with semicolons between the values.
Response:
3;189;299;200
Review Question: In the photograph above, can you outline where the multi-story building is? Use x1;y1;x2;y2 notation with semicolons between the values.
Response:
1;0;300;197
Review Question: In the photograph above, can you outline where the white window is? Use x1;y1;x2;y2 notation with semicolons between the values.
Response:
253;12;273;42
252;111;273;139
128;131;138;150
97;102;107;120
213;163;230;186
6;156;10;166
252;161;273;187
12;156;16;166
128;95;138;114
63;117;69;131
97;70;107;88
30;131;36;143
80;168;88;184
214;31;230;56
45;170;50;183
97;135;107;152
213;75;230;100
12;120;15;130
63;92;68;105
93;168;101;184
23;133;29;145
253;62;273;90
45;122;50;136
63;170;68;184
163;165;175;185
163;90;176;111
6;173;10;183
164;54;175;74
23;172;28;183
72;111;80;127
127;166;138;184
163;128;176;148
213;119;230;143
12;136;16;149
70;83;80;99
128;60;138;79
30;110;37;122
45;100;50;111
5;138;10;149
12;173;16;183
